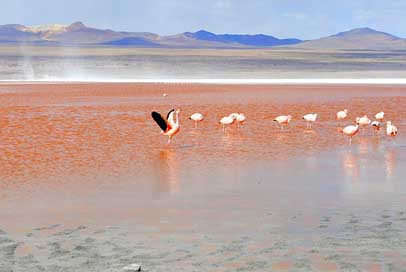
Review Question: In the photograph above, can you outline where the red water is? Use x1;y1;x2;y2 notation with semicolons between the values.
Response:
0;83;405;183
1;83;406;270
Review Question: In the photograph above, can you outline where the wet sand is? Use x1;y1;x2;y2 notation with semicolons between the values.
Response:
0;83;406;271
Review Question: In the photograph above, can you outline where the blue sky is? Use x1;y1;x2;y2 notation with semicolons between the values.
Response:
1;0;406;39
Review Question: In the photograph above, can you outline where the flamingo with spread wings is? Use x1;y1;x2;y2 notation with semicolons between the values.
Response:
151;108;181;144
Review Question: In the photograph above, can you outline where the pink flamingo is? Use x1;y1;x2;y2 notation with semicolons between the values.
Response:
236;113;246;128
340;124;359;145
229;113;239;119
371;120;381;132
386;121;398;137
303;113;317;129
356;115;371;135
189;113;204;128
274;115;292;130
220;116;235;132
375;111;384;121
151;108;181;144
337;109;348;123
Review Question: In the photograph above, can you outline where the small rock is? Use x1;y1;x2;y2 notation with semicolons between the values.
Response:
123;263;142;271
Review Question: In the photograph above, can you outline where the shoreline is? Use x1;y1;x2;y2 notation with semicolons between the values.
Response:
2;78;406;85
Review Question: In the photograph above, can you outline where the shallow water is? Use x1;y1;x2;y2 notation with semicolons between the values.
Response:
0;83;406;271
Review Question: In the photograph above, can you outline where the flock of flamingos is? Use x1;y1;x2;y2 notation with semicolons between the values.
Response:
151;103;398;145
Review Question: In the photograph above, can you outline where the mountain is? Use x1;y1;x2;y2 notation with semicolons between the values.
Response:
2;23;406;50
293;28;406;50
0;22;161;46
0;24;43;43
184;30;302;46
46;22;124;44
0;22;302;48
101;37;160;47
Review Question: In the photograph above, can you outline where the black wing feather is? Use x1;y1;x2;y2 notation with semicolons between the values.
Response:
151;112;167;131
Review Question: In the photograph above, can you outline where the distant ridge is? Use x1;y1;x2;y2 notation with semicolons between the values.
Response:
0;22;302;48
184;30;302;47
1;22;406;50
293;27;406;50
101;37;160;47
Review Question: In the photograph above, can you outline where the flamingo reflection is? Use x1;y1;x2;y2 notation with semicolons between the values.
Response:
153;149;181;193
342;151;360;182
384;149;396;179
358;137;369;155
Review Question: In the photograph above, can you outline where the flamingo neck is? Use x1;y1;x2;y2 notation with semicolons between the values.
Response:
175;111;179;126
167;110;180;127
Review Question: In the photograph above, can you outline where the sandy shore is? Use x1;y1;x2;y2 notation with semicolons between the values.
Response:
0;83;406;271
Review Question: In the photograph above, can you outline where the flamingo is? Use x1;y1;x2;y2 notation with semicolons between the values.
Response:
236;113;246;128
163;93;168;97
220;116;235;132
356;115;371;126
229;113;240;120
151;108;181;144
337;109;348;122
386;121;398;137
189;113;204;128
341;124;359;145
356;115;371;135
375;111;384;121
303;113;317;129
274;115;292;130
371;120;381;132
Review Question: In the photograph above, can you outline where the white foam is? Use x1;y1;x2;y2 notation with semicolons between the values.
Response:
1;78;406;84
